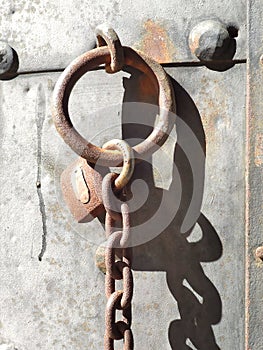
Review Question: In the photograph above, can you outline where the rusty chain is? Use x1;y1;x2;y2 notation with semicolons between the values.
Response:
102;139;134;350
104;197;134;350
53;24;176;349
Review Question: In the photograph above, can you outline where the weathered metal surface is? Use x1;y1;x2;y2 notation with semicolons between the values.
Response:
52;45;175;166
131;64;246;349
0;0;246;73
246;0;263;348
61;157;104;223
0;61;246;349
0;72;123;350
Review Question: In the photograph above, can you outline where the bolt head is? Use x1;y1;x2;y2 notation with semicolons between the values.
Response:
189;20;231;61
0;42;14;76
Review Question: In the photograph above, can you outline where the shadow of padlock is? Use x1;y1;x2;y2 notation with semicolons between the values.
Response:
61;157;105;223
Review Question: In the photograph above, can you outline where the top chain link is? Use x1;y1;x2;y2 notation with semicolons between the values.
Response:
95;23;125;73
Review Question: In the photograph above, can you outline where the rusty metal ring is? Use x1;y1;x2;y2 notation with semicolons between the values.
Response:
95;23;124;73
52;45;175;166
103;139;134;191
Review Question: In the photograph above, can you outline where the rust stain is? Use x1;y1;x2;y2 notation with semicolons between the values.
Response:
198;77;230;150
254;133;263;167
135;19;176;63
82;321;91;332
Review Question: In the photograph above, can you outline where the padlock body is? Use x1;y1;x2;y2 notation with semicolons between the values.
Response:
61;157;104;223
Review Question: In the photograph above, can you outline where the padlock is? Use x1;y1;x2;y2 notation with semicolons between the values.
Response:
60;157;105;223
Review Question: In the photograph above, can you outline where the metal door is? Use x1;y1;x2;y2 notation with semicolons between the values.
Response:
0;1;261;349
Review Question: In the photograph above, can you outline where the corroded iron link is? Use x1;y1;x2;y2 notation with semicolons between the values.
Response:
95;23;125;74
102;138;134;350
102;139;135;221
103;139;135;191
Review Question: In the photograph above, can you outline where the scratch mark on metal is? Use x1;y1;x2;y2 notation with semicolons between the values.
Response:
35;83;47;261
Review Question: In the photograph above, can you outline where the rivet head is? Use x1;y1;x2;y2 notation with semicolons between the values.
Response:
0;41;14;76
189;20;236;61
255;246;263;260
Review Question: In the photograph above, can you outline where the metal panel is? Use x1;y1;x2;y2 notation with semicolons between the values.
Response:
0;0;246;72
246;0;263;348
0;61;246;348
167;65;246;349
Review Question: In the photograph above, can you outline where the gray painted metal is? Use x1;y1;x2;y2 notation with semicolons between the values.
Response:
0;0;246;72
0;61;246;348
246;0;263;348
0;42;15;77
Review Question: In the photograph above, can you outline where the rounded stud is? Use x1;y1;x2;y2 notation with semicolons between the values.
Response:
189;20;236;61
0;41;15;76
